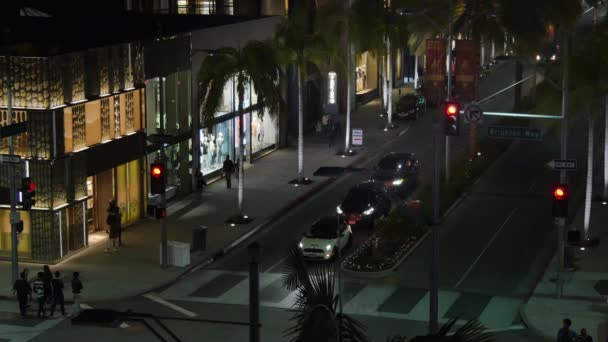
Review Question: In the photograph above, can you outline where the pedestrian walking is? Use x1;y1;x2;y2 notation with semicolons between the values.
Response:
107;200;123;247
579;328;593;342
557;318;577;342
328;121;337;148
42;265;53;304
71;272;83;316
50;271;65;317
105;201;121;252
32;272;46;318
222;155;235;189
13;272;31;317
196;168;207;197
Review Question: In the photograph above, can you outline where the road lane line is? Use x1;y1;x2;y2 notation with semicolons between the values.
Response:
264;256;286;273
143;293;197;317
454;208;518;288
398;124;411;136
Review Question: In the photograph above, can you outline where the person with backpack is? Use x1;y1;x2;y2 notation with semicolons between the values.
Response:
13;272;31;317
50;271;65;317
32;272;46;318
557;318;577;342
71;272;83;315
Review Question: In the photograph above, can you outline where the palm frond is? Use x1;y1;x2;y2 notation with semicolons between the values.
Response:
197;49;238;127
436;317;458;336
281;246;312;292
452;320;494;342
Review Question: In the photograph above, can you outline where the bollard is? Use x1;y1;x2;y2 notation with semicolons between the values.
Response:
192;225;207;252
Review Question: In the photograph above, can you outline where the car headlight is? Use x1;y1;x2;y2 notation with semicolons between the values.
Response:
336;206;343;214
325;244;332;251
299;242;303;249
363;207;374;216
392;179;404;185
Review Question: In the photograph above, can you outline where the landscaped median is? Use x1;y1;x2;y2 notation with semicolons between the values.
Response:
342;120;520;276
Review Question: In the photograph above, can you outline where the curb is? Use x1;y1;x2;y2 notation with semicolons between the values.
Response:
519;305;555;341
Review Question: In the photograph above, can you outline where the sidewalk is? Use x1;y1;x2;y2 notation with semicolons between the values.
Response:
0;85;414;303
522;202;608;341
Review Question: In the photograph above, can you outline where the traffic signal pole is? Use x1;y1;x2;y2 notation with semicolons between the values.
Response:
429;120;441;333
7;58;19;284
556;31;569;299
159;77;168;268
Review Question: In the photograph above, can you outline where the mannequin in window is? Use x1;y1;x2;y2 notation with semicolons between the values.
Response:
201;135;209;170
208;134;215;168
216;131;224;165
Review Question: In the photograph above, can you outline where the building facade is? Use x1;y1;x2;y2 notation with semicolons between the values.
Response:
0;42;146;262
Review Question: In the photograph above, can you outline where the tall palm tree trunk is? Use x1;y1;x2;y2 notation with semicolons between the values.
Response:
238;84;245;215
345;43;352;153
584;117;594;239
298;65;304;180
386;36;393;126
604;95;608;200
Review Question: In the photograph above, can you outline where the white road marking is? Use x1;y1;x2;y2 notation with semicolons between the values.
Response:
398;124;411;136
455;208;518;288
80;303;93;309
264;256;286;273
143;293;197;317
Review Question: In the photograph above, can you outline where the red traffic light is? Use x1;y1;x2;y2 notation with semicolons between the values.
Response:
553;185;567;200
151;165;163;178
445;101;459;116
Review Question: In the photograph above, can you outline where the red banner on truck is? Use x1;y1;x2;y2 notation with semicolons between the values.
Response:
424;39;446;105
454;40;479;102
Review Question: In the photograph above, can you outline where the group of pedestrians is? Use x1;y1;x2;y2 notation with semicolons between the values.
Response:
558;318;594;342
314;114;341;148
13;265;83;319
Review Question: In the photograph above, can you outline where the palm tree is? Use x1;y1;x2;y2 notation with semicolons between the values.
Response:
197;41;283;220
351;0;408;129
281;247;369;342
275;1;327;184
387;318;494;341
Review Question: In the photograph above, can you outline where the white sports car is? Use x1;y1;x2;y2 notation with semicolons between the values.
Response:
299;216;353;260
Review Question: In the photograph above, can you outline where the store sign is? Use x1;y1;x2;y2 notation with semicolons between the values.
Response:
424;39;446;104
328;72;337;104
352;128;363;145
454;40;478;102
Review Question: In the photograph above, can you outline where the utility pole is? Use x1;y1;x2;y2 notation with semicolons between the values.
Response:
7;58;19;284
445;0;454;184
248;242;260;342
429;120;441;333
556;30;569;298
159;77;168;268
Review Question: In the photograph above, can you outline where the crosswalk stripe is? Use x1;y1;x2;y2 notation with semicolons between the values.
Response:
343;284;396;316
478;296;522;329
408;290;460;320
143;293;197;318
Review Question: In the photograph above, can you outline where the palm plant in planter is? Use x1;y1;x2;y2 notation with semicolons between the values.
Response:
281;247;369;342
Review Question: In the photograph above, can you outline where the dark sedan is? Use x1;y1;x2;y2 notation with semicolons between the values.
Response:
337;182;392;229
371;153;419;197
395;94;426;120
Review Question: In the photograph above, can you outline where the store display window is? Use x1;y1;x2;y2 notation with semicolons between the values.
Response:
199;120;234;175
251;109;277;154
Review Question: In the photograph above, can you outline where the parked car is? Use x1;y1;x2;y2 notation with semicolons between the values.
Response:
337;182;392;228
395;94;426;120
299;216;352;260
371;152;419;197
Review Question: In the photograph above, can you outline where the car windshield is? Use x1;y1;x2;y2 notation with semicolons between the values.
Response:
343;188;371;207
307;219;338;239
398;96;416;107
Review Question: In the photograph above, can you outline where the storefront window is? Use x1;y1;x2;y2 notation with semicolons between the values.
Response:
234;113;249;153
355;51;378;94
116;159;143;226
215;78;234;117
199;119;234;175
251;109;277;154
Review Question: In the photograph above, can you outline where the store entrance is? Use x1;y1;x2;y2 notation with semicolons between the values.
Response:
93;169;114;233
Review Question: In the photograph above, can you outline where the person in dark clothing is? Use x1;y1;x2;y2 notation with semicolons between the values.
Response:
50;271;65;317
557;318;577;342
71;272;83;315
579;328;593;342
32;272;46;318
222;155;235;189
108;200;122;247
195;168;207;197
105;201;121;252
42;265;53;304
13;272;31;317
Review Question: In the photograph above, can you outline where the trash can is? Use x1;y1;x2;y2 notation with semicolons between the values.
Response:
192;225;207;252
169;241;191;267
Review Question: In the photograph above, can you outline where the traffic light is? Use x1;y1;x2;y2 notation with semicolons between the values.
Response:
154;207;166;219
444;101;460;136
150;162;166;195
552;184;568;218
20;177;36;210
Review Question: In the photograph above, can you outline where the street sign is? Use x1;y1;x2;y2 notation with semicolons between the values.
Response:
548;159;577;170
146;134;174;145
10;211;20;225
464;103;483;124
488;126;542;141
0;122;27;138
0;154;21;164
352;128;363;146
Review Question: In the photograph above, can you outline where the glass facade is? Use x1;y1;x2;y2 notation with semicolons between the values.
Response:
199;119;234;175
251;108;277;155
